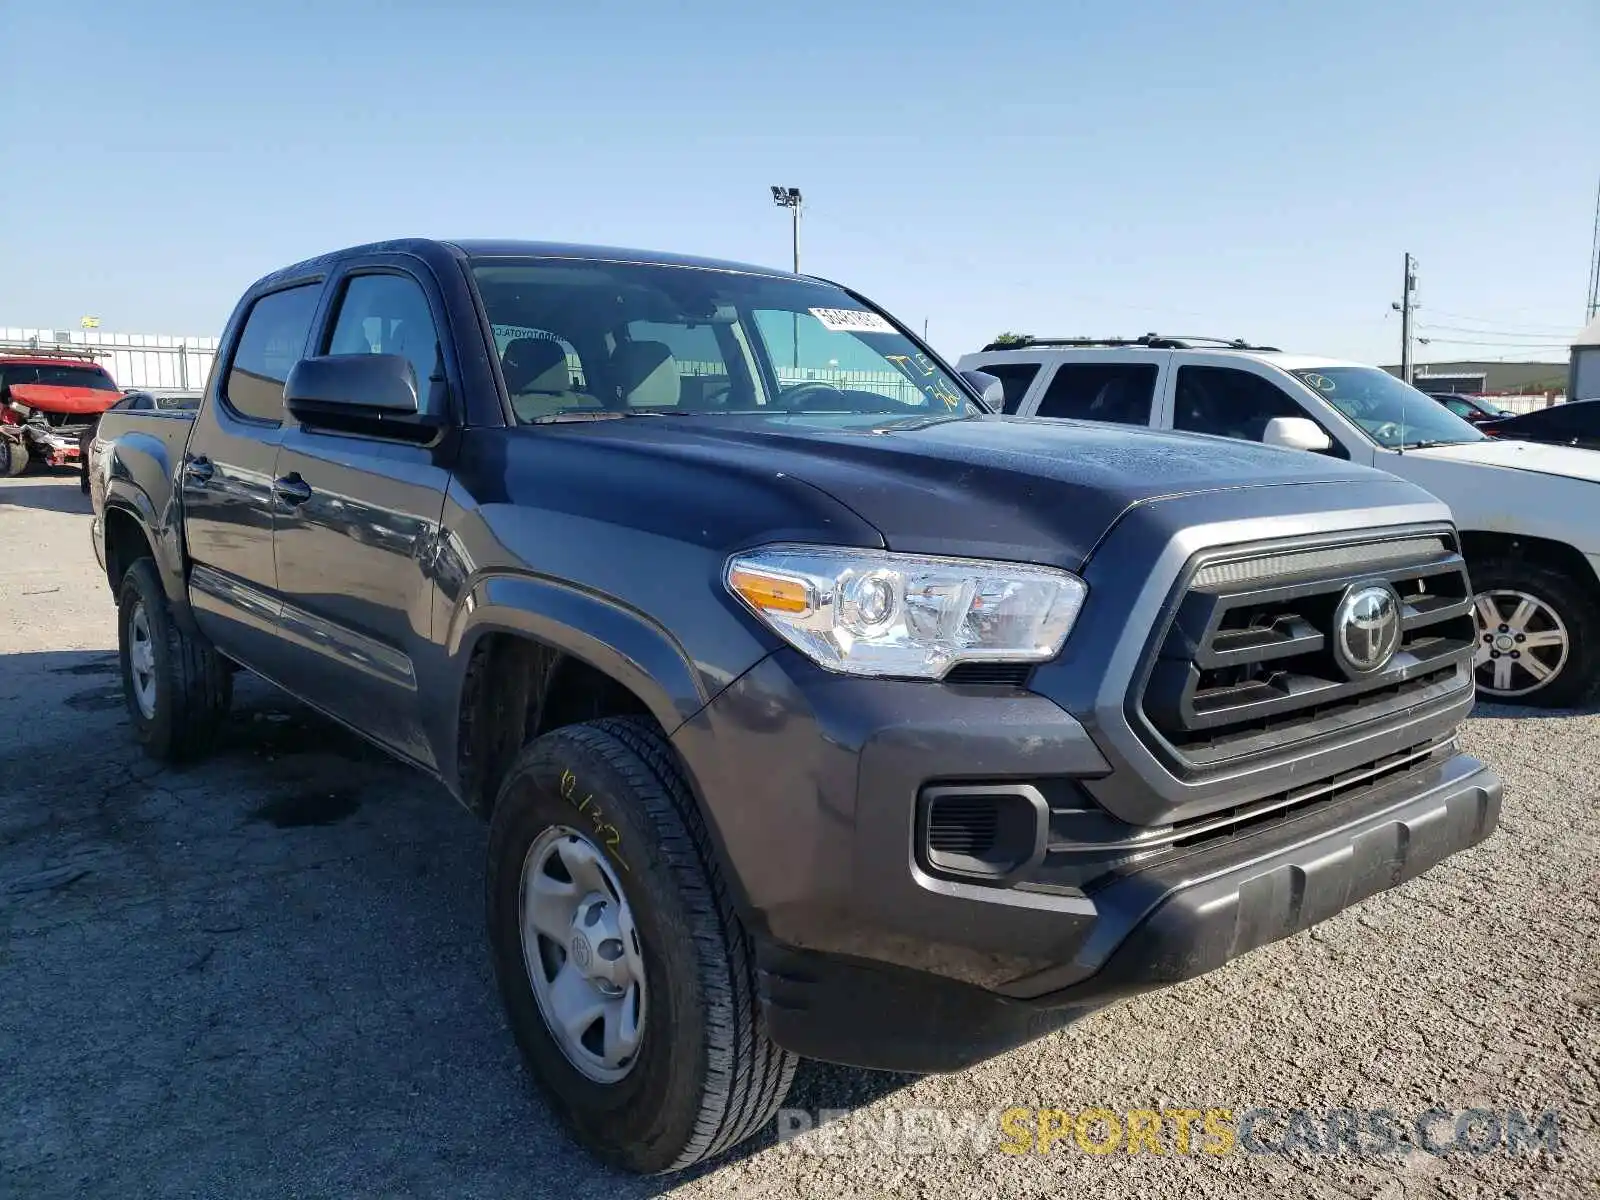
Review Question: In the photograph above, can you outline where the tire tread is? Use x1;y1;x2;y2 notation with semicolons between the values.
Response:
548;717;797;1170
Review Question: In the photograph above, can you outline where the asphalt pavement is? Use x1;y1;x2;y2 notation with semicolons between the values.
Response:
1;473;1594;1199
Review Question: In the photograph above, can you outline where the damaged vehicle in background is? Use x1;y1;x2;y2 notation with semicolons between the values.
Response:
0;346;121;477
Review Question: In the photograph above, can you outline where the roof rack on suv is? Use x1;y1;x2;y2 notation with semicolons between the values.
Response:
0;342;106;363
981;333;1282;353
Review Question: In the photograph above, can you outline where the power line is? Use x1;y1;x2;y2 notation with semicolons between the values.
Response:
1414;336;1572;350
1416;324;1572;342
1588;173;1600;320
1415;311;1575;335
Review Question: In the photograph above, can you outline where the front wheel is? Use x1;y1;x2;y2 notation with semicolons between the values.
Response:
486;717;797;1173
1471;559;1599;707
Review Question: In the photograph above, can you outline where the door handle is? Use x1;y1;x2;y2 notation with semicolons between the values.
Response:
273;473;313;506
183;455;214;485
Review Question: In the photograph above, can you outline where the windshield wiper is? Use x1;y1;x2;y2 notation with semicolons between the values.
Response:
528;408;695;424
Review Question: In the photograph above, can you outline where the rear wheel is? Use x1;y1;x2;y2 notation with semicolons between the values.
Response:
117;558;233;760
0;434;27;477
1471;559;1599;707
486;717;797;1173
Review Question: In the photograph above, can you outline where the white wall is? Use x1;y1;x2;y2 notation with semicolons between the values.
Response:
1;327;220;390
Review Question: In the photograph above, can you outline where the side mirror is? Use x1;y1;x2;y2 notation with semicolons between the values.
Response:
1262;416;1333;453
960;369;1006;411
284;354;443;439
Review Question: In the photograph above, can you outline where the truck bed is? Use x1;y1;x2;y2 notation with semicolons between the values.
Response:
89;407;195;517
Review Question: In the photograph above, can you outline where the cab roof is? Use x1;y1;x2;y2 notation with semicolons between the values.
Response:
259;238;797;291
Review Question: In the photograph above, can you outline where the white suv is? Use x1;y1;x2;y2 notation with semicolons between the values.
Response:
959;336;1600;707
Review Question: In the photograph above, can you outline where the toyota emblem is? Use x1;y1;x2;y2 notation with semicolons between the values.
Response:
1333;583;1402;677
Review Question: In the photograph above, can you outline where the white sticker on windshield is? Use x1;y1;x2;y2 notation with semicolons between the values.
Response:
810;307;897;335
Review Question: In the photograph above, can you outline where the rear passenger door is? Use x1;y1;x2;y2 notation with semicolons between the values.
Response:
1023;355;1166;428
183;280;322;667
269;258;459;767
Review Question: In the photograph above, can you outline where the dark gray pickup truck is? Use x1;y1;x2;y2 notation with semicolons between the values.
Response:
90;239;1502;1173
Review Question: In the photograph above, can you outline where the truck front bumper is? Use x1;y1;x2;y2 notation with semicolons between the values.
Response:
672;650;1501;1074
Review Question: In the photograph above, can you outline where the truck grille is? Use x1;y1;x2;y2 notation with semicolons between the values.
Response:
1135;529;1476;774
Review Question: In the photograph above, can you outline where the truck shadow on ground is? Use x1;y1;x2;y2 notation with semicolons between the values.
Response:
0;475;91;514
1;648;926;1198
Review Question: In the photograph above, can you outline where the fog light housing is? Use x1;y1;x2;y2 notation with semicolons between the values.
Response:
917;783;1048;883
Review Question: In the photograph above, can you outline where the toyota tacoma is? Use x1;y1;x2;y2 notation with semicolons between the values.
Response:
90;240;1502;1173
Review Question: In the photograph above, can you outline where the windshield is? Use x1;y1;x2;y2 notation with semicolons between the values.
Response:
1292;367;1485;449
0;362;117;391
470;259;980;425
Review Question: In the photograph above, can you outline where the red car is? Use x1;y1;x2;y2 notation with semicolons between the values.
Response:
0;349;121;476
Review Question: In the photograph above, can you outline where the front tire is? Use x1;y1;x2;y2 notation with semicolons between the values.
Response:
1471;558;1599;707
0;435;27;477
486;717;797;1173
117;558;233;760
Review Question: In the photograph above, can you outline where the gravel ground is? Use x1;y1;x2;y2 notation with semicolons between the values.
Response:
1;472;1595;1199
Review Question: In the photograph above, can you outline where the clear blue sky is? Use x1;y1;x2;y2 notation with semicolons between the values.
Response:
2;0;1595;365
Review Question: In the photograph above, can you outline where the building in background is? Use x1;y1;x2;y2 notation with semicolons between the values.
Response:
1381;358;1568;411
1571;316;1600;402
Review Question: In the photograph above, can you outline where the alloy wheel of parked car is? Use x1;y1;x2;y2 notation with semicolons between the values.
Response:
1470;559;1599;707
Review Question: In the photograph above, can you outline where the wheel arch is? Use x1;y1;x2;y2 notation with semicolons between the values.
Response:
447;573;715;819
102;502;156;591
1458;530;1600;599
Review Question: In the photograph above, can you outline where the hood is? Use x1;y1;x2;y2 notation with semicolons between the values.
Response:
9;382;120;417
1406;438;1600;484
541;414;1398;569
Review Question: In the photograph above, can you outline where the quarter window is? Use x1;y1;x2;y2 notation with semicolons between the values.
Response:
224;284;321;424
1034;363;1157;425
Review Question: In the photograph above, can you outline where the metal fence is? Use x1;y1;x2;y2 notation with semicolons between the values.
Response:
1;327;220;391
1491;393;1565;415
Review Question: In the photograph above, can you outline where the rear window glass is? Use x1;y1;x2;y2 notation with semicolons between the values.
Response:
1034;363;1157;425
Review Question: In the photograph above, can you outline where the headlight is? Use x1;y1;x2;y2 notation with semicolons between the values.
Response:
725;544;1087;679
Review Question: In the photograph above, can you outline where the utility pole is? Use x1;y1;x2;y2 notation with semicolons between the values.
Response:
1392;252;1418;385
1586;174;1600;321
771;186;803;368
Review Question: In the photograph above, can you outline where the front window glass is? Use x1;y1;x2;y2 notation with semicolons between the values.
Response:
1293;367;1485;449
325;273;443;412
470;259;979;425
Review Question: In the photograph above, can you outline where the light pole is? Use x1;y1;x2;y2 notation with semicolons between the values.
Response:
771;186;802;368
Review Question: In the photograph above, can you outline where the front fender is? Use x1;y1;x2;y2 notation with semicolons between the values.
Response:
446;571;712;737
